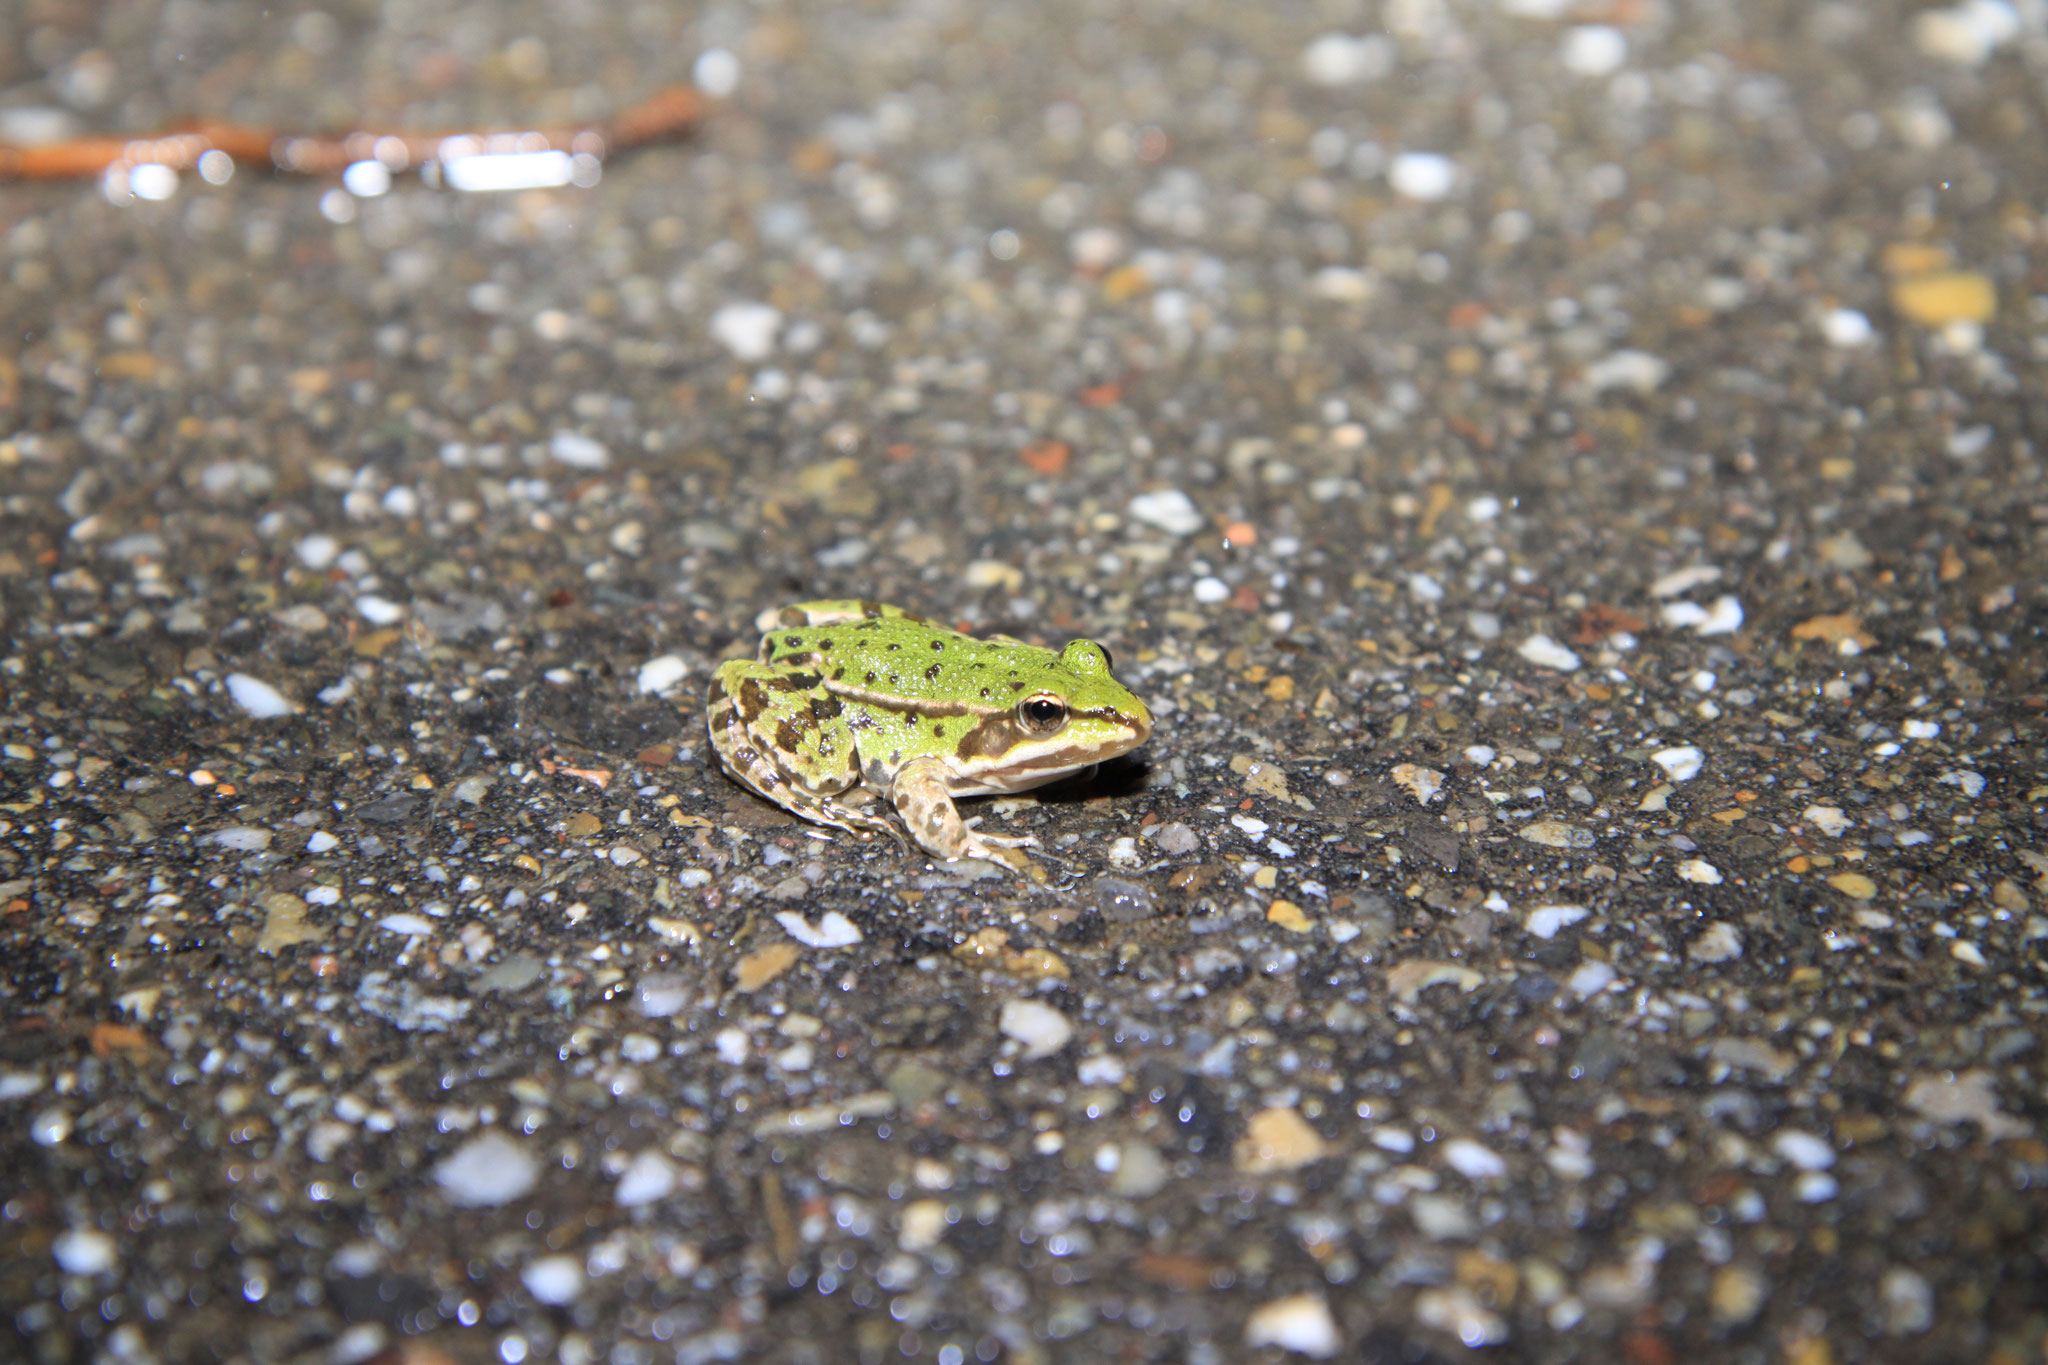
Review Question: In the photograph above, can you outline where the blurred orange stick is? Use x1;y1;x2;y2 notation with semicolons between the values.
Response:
0;83;705;180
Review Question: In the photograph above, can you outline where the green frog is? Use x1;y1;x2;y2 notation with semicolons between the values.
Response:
706;600;1153;873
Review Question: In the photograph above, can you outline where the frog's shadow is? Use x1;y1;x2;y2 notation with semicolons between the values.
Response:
1012;753;1152;807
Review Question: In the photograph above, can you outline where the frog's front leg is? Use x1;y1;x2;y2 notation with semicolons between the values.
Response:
887;754;1041;874
707;661;904;848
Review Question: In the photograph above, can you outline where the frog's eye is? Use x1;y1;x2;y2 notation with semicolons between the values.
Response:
1018;694;1069;734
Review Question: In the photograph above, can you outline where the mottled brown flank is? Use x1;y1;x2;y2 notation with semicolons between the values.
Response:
738;678;771;717
811;694;842;720
775;720;804;753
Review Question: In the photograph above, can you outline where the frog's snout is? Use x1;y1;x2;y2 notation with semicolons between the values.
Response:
1126;701;1154;748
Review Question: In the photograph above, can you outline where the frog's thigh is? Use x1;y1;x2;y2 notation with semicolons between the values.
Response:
709;661;900;843
888;755;1036;871
773;600;925;629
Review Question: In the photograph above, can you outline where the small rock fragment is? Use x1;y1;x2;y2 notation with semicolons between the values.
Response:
733;943;801;991
1689;922;1743;963
615;1150;680;1207
434;1131;540;1207
1387;960;1484;1002
1128;488;1204;536
998;999;1073;1059
1234;1107;1328;1173
1652;746;1704;781
1244;1293;1341;1358
1524;905;1588;940
1519;819;1595;849
1517;634;1582;672
225;673;296;718
1390;763;1446;805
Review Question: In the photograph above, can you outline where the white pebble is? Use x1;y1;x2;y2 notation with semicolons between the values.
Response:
1795;1172;1839;1203
378;914;437;936
1244;1293;1341;1359
633;973;695;1018
0;1072;44;1101
1902;719;1941;740
1068;226;1124;270
1525;904;1589;939
1649;565;1721;598
774;911;864;948
1695;595;1745;636
1689;922;1743;963
615;1150;679;1207
637;654;689;695
52;1228;118;1276
1914;0;2020;65
209;826;273;852
1568;961;1617;999
1660;601;1708;629
356;595;405;625
1517;634;1582;672
1939;769;1986;797
1408;572;1445;602
306;830;340;853
1192;575;1230;605
1677;859;1724;886
999;999;1074;1060
1652;746;1704;781
1803;805;1849;836
693;47;742;97
521;1254;585;1305
1128;488;1204;536
296;533;341;569
1309;266;1374;303
1560;25;1628;77
1772;1130;1836;1171
1821;308;1875;347
709;302;782;361
1388;152;1457;201
1443;1138;1507;1179
1301;33;1393;87
434;1131;540;1207
225;673;296;719
1584;348;1670;395
548;430;610;470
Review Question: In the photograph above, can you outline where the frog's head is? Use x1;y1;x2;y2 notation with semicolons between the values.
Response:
950;638;1153;795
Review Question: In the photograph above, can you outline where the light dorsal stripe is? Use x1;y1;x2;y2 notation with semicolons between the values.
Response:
817;677;1004;719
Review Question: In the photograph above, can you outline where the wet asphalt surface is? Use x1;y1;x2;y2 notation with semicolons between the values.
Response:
4;1;2048;1363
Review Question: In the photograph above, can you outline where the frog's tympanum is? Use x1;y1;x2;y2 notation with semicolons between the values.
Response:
707;601;1152;873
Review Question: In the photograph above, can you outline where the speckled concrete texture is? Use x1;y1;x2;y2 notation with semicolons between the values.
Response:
3;2;2046;1363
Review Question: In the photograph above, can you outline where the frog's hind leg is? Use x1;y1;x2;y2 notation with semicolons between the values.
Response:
770;600;928;629
707;661;905;849
887;755;1041;874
